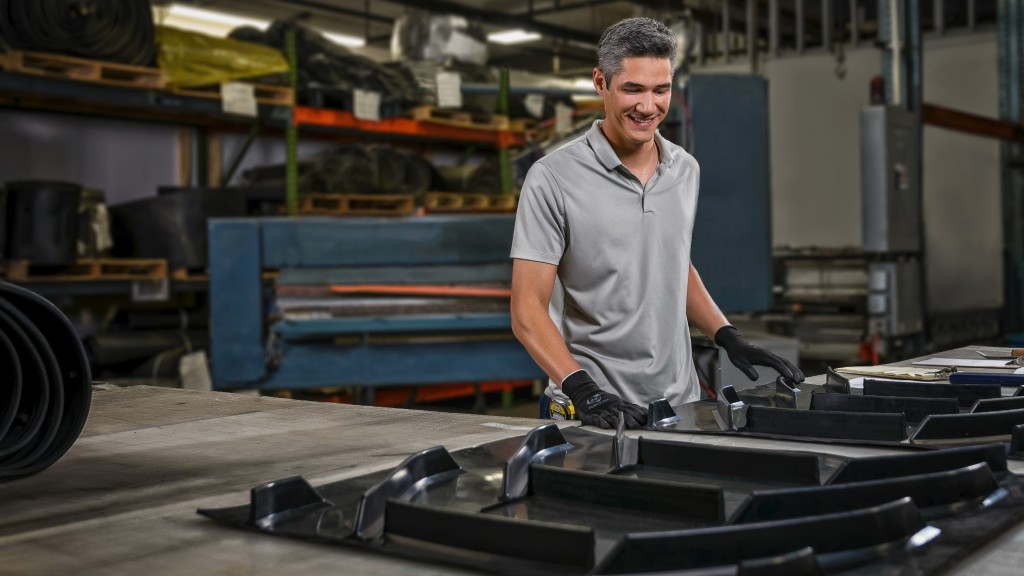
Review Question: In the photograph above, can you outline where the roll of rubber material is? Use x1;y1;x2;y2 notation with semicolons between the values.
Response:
5;180;82;265
110;187;246;269
0;299;64;477
0;282;91;481
0;0;156;66
0;327;23;441
0;307;50;459
0;282;91;433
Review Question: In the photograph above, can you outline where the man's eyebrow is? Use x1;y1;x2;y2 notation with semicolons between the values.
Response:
621;82;672;89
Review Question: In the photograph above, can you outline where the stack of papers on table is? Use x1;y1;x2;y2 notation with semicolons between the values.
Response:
913;357;1024;370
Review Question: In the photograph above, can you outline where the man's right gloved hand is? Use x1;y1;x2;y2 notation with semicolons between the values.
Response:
561;370;647;429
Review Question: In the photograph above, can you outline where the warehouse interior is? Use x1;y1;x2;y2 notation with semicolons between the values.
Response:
4;1;1024;575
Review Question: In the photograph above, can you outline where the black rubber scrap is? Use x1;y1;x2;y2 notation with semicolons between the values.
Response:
0;282;91;481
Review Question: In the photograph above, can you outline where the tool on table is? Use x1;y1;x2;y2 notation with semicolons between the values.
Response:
548;395;576;420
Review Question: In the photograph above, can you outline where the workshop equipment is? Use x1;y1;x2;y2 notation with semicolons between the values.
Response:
201;421;1024;575
653;347;1024;447
209;215;544;397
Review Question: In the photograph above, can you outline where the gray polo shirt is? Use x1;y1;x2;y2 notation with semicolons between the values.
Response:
511;120;701;406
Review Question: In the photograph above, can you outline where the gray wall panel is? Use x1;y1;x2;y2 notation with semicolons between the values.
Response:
921;38;1002;312
0;109;180;205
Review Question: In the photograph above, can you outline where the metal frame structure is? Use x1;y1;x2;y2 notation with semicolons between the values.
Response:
1000;0;1024;334
208;215;544;396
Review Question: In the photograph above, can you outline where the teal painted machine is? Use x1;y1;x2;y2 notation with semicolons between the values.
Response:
208;215;544;396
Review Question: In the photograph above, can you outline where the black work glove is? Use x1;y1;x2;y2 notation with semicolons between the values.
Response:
561;370;647;430
714;325;804;383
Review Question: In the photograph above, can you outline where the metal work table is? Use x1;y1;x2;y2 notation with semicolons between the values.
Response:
1;383;1022;575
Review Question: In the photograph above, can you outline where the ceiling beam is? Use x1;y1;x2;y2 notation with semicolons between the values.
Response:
376;0;601;45
520;0;622;17
274;0;393;24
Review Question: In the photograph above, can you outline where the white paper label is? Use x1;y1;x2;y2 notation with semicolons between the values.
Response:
436;71;463;109
180;351;212;392
222;82;257;117
524;93;545;118
555;102;573;135
131;278;169;303
353;89;381;121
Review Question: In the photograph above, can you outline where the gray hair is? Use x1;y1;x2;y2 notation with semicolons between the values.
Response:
597;17;677;81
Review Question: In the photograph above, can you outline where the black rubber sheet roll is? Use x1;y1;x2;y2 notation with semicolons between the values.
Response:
0;0;156;66
0;282;91;482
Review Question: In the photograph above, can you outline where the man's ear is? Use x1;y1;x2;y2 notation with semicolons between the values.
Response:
592;68;606;94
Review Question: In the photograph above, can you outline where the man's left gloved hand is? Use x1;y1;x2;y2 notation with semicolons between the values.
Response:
714;325;804;383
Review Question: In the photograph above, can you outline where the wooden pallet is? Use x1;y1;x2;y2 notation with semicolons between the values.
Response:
411;106;510;131
0;51;166;89
171;268;209;282
4;258;168;282
508;118;538;132
172;82;295;106
299;194;416;216
424;192;517;213
171;268;279;282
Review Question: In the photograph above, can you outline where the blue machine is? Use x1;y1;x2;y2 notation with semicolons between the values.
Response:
688;74;773;313
209;215;545;394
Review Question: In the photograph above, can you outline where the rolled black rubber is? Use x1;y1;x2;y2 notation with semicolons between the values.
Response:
0;0;156;66
0;282;91;482
0;326;23;442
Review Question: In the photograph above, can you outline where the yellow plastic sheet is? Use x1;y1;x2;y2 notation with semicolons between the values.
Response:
156;25;288;88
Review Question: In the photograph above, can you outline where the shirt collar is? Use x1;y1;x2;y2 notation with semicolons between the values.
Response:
586;119;674;171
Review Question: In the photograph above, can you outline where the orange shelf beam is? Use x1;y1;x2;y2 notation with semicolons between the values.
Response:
293;106;526;148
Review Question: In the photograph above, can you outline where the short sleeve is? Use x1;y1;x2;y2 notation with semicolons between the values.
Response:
510;162;565;265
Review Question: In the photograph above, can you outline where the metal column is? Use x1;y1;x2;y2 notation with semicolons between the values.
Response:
875;0;928;351
999;0;1024;333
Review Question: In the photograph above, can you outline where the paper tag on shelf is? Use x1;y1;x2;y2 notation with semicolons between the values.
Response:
524;93;545;118
555;102;573;135
131;278;169;303
222;82;258;117
180;350;212;392
436;71;463;109
353;89;381;121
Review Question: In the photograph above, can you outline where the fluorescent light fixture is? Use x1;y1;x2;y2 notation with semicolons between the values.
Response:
573;78;596;90
159;4;365;48
322;32;366;48
162;4;269;37
487;29;542;45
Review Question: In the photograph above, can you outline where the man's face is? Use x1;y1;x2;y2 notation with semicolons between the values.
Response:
593;56;672;148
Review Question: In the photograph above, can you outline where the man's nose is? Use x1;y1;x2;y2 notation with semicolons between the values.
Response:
635;92;653;112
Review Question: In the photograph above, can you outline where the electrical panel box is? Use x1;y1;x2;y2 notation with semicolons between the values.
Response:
861;106;921;253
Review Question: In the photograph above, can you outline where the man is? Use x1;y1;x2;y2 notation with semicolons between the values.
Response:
509;17;802;430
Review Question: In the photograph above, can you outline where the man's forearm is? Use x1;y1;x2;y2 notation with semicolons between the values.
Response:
511;307;581;385
510;259;581;385
686;264;729;337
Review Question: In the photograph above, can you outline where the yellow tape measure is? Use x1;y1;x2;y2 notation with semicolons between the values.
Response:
548;396;576;420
